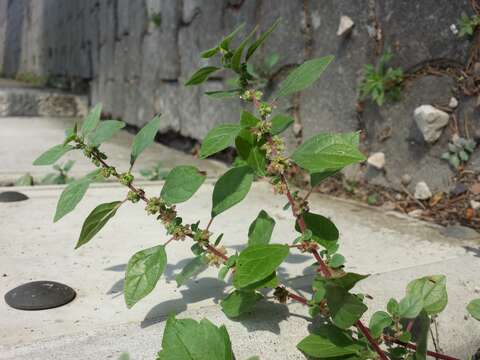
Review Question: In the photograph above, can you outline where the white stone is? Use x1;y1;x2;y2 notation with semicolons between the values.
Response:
337;15;354;36
414;105;450;143
470;200;480;210
367;152;385;169
414;181;433;200
450;24;459;35
408;209;423;218
449;97;459;108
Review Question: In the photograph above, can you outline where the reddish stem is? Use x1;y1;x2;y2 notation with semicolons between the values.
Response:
279;174;387;359
356;321;389;360
383;335;460;360
206;243;228;261
287;291;308;304
206;217;214;231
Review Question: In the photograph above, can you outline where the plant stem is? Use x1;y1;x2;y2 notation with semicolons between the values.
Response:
356;320;389;360
279;173;387;359
383;335;460;360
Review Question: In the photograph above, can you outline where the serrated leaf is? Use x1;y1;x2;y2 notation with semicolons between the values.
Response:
233;244;288;289
270;114;293;135
246;18;281;61
275;56;334;98
161;165;206;204
175;256;208;286
75;201;122;249
326;285;367;329
80;103;102;136
248;210;275;246
125;245;167;308
157;316;233;360
467;299;480;321
33;144;74;166
369;311;393;338
297;325;364;358
54;176;92;222
212;166;254;217
200;123;241;158
240;111;260;128
221;290;263;318
185;66;220;86
406;275;447;315
292;132;365;173
88;120;125;146
130;115;161;165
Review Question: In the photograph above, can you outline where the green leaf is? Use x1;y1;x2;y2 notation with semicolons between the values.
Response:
248;210;275;246
185;66;220;86
15;173;34;186
270;114;294;135
406;275;447;315
235;131;267;176
326;285;367;329
369;311;393;338
221;290;263;318
33;144;74;166
211;165;254;217
220;23;246;50
387;298;399;316
75;201;122;249
201;46;220;58
327;273;369;291
130;115;161;165
233;244;289;289
231;27;258;72
53;176;93;222
291;132;365;173
297;325;364;358
275;56;334;98
467;299;480;321
413;311;429;360
329;254;345;268
240;111;260;128
205;89;240;99
297;212;339;244
157;316;233;360
175;256;208;286
87;120;125;146
246;18;281;61
63;159;75;172
161;166;206;204
125;245;167;308
218;266;230;281
311;169;341;187
200;123;241;158
398;292;424;319
241;271;278;291
80;103;102;136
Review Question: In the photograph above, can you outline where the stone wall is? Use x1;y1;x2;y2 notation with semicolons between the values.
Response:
1;0;479;193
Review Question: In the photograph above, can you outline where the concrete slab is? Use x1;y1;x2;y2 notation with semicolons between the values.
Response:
0;116;227;185
0;81;88;117
0;181;479;359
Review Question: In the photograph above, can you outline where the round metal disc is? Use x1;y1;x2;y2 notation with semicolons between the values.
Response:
0;191;29;202
4;281;76;310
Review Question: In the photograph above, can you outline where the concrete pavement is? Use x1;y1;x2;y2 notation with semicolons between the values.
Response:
1;181;479;359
